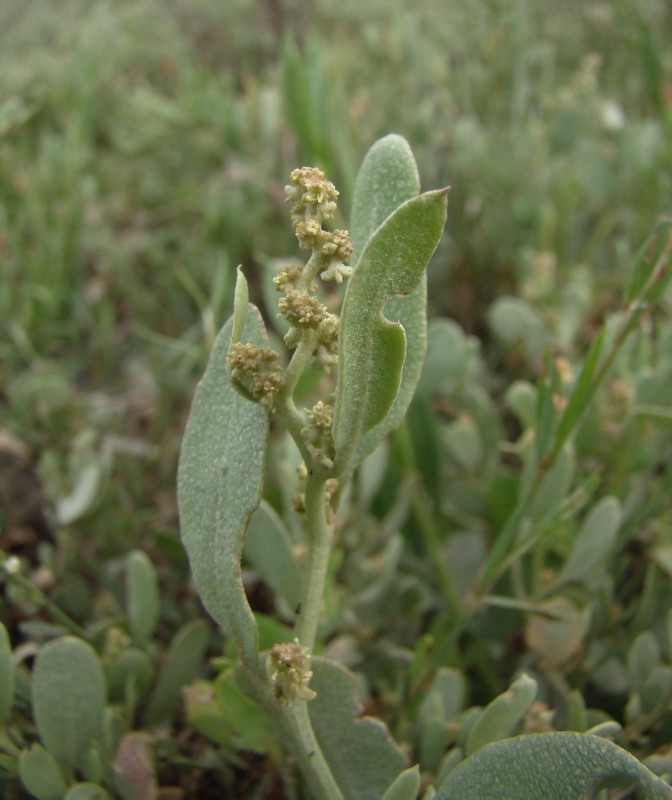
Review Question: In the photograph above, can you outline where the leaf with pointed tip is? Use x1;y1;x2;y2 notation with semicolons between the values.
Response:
558;496;622;586
333;189;448;476
465;674;537;756
145;619;211;726
178;307;269;678
435;733;672;800
244;500;302;611
346;135;443;470
381;766;422;800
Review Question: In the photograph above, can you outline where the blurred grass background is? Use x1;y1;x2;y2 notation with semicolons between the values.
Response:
1;0;671;565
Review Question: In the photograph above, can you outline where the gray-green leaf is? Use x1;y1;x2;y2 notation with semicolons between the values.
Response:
381;765;422;800
345;134;440;470
145;618;211;726
349;134;420;263
465;674;537;756
18;744;68;800
435;733;672;800
558;496;622;587
126;550;159;648
310;657;407;800
178;308;269;678
244;500;302;612
332;189;448;476
32;637;106;769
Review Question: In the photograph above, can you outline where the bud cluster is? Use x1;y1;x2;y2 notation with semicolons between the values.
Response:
285;166;339;226
228;342;284;411
275;166;354;378
302;401;335;468
267;639;316;704
285;167;353;278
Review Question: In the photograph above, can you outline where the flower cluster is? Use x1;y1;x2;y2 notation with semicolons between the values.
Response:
302;401;335;469
285;167;353;274
285;166;339;226
227;342;284;411
267;639;316;704
272;263;305;294
274;270;340;369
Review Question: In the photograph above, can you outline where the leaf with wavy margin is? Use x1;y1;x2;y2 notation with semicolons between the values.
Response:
178;308;269;679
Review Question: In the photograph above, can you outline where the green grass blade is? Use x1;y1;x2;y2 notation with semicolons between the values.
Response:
553;324;606;455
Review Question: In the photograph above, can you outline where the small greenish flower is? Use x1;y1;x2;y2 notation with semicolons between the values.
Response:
278;290;328;329
302;401;335;468
273;263;304;294
267;639;316;704
312;313;339;371
320;229;353;262
285;167;339;225
228;342;284;411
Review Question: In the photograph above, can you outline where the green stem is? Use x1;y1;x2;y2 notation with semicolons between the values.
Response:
294;473;333;653
298;251;328;292
278;330;319;465
282;700;345;800
255;680;344;799
280;468;341;797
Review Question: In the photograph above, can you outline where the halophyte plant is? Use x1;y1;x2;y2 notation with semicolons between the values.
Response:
177;135;672;799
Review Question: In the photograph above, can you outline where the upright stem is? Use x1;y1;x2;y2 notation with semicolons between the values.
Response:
282;470;343;799
294;472;333;655
281;700;345;800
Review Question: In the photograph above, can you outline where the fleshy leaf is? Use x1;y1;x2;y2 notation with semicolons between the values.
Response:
349;134;420;263
64;784;112;800
465;674;537;756
126;550;159;648
332;189;448;476
185;670;273;752
244;500;302;612
309;657;407;800
232;266;249;344
346;135;441;469
381;765;422;800
558;496;622;586
435;733;672;800
32;637;106;769
18;744;69;800
145;619;211;726
178;308;269;678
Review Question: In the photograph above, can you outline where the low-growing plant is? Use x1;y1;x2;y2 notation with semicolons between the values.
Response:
0;548;211;798
2;133;672;799
175;134;672;799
